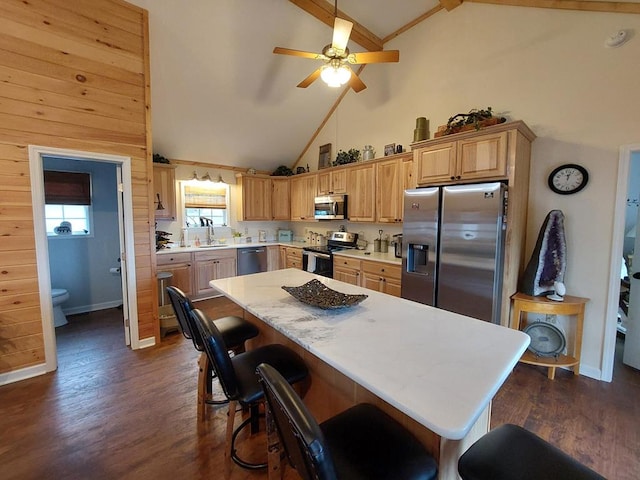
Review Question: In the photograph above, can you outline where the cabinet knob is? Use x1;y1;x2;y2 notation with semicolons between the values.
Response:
456;175;461;180
450;176;455;180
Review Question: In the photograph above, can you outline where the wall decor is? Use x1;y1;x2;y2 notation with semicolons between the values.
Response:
548;164;589;195
318;143;332;170
384;143;396;156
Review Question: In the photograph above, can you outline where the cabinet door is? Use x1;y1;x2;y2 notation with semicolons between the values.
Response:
331;169;347;193
267;245;281;271
159;262;193;301
414;142;457;185
271;177;290;220
333;257;361;286
317;171;331;195
153;164;176;220
290;175;317;220
384;276;402;297
457;131;507;181
195;260;217;297
240;176;271;220
376;159;402;223
216;257;237;279
347;164;375;222
361;271;382;292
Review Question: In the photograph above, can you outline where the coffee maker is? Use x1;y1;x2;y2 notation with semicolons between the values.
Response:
393;234;402;258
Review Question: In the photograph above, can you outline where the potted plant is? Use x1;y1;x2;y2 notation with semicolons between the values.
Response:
334;148;360;166
233;231;243;244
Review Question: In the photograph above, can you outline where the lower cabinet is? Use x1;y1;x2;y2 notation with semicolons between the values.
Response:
333;257;361;286
360;260;402;297
333;256;402;297
157;252;193;304
194;249;237;298
280;245;303;270
267;245;281;271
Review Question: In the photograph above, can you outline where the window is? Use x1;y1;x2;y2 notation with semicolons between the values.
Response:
183;182;229;227
44;170;92;237
45;204;92;236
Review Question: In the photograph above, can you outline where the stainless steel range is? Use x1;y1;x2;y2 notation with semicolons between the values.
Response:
302;231;358;278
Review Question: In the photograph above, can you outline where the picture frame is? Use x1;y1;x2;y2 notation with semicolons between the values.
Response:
318;143;332;169
384;143;396;156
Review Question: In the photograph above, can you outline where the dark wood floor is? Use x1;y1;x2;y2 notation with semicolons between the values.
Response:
1;298;638;479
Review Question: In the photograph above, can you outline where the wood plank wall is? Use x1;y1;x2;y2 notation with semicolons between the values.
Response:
0;0;157;375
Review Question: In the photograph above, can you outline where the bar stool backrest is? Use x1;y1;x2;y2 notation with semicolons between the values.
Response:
256;363;337;480
190;308;239;400
166;286;205;351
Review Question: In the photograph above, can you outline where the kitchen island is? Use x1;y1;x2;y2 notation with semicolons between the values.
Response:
210;269;529;479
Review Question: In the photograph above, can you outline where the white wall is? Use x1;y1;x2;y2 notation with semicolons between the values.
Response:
298;4;640;379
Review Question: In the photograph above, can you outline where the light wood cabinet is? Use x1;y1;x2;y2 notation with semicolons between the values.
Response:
361;260;402;297
317;168;347;195
290;174;317;221
153;164;177;220
194;249;237;298
413;131;508;185
236;174;272;221
279;245;303;270
267;245;281;271
333;257;361;286
271;177;290;220
346;163;375;222
157;252;193;302
375;155;412;224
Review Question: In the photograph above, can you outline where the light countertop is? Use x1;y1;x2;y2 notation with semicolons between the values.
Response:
333;249;401;265
156;241;304;254
210;269;529;440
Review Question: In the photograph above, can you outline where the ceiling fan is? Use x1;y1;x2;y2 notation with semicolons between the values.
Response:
273;1;399;93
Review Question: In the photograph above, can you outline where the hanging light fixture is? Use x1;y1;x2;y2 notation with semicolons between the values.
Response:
320;59;351;87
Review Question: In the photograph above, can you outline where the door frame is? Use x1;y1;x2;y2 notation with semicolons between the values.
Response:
28;145;139;373
603;143;640;382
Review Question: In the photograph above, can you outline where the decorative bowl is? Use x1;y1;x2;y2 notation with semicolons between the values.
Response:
282;279;367;310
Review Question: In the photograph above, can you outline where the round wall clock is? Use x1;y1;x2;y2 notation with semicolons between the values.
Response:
548;164;589;195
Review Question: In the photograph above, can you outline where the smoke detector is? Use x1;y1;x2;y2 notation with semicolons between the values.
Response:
605;30;629;48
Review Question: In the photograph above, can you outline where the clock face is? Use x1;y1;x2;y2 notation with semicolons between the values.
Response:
548;164;589;195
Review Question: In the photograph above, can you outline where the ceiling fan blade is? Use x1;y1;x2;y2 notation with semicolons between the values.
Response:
348;50;400;64
331;17;353;52
297;68;322;88
348;70;367;93
273;47;324;60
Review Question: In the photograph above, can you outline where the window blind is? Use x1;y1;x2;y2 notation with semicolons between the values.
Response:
44;171;91;205
184;184;227;209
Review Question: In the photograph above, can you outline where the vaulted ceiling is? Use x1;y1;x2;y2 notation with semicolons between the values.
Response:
129;0;640;171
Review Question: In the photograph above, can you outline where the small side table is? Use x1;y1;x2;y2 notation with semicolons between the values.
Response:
510;292;589;380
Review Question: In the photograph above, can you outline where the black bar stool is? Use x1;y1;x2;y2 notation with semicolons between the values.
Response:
166;286;259;416
190;308;308;478
458;424;605;480
256;362;438;480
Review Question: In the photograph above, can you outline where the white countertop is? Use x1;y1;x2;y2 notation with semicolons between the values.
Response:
156;241;304;254
210;269;529;440
333;248;401;265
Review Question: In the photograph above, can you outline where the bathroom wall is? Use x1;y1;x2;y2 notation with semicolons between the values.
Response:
45;157;123;315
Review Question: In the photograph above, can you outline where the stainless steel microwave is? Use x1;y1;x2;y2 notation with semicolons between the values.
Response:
314;194;347;220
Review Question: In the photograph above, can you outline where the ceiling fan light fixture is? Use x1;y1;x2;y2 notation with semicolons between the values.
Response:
321;63;351;87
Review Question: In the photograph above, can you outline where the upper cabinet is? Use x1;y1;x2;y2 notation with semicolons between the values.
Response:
236;174;291;221
153;164;177;220
347;163;375;222
413;131;508;185
375;154;412;223
290;173;317;221
236;174;272;221
317;168;347;195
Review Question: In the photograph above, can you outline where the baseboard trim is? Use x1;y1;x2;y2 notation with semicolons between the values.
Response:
64;300;123;316
137;337;156;349
0;363;48;386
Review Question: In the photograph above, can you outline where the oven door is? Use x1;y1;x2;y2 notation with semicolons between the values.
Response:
302;251;333;278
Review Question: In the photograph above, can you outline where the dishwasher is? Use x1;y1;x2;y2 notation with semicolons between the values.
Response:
237;246;268;276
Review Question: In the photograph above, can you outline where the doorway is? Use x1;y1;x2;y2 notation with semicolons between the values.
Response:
28;146;139;373
604;143;640;381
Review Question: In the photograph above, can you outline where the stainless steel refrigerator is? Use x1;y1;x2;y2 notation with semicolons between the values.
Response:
401;182;507;323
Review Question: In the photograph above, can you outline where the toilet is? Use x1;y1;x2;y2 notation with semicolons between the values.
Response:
51;288;70;327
